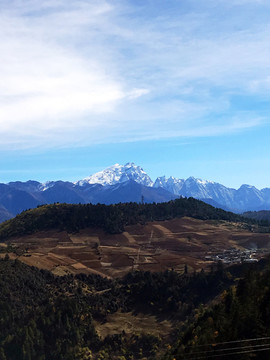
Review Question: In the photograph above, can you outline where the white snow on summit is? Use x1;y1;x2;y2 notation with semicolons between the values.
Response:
40;181;56;191
154;176;184;195
74;162;270;212
76;163;153;187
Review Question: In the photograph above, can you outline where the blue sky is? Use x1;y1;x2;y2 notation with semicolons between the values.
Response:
1;0;270;189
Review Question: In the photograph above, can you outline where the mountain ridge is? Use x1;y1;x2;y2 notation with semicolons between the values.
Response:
0;197;251;241
1;162;270;221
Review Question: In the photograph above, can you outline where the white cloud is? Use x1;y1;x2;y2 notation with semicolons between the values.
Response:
0;0;148;148
0;0;269;149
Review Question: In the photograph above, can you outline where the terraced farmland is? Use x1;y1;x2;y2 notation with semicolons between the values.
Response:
2;217;270;277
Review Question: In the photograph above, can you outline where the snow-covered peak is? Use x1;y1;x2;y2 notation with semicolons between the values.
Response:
237;184;262;197
154;176;185;195
185;177;215;186
76;163;153;187
185;176;196;183
39;181;56;191
125;162;135;167
154;175;225;199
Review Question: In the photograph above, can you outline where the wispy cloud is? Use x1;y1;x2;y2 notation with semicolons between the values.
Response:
0;0;269;149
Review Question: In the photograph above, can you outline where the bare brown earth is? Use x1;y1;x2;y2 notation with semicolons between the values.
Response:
3;217;270;277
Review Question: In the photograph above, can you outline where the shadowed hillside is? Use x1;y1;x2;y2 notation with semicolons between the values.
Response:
0;197;259;241
0;255;270;359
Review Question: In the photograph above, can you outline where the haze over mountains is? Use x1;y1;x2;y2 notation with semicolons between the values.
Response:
0;162;270;222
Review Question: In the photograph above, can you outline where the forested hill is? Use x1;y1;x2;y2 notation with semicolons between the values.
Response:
0;253;269;359
162;257;270;360
0;197;264;241
243;210;270;223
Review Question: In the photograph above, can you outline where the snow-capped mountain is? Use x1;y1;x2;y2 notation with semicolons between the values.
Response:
1;162;270;223
153;175;270;212
75;163;270;212
154;176;184;195
76;163;153;187
154;176;235;207
233;184;266;211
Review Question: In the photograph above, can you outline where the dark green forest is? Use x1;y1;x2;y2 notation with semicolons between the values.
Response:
243;210;270;223
162;259;270;359
0;198;267;240
1;199;270;359
0;255;270;359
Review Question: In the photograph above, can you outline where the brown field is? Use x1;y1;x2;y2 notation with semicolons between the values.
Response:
94;311;173;339
4;217;270;277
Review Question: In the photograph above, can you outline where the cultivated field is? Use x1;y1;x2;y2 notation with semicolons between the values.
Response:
3;217;270;277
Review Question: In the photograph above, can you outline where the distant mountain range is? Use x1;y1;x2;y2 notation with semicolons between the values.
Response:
0;162;270;222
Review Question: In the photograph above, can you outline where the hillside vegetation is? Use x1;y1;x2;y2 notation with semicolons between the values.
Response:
1;197;270;359
162;259;270;359
0;255;269;359
243;210;270;223
0;198;265;241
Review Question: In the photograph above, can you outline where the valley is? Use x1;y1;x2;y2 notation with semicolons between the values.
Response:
3;216;270;278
